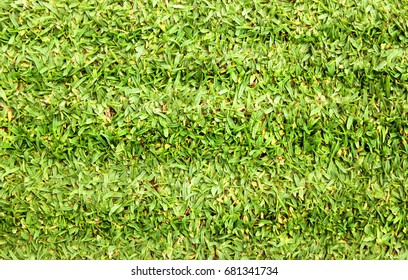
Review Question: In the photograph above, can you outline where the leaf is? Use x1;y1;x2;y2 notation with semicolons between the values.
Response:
109;205;122;216
374;60;387;71
258;220;272;227
0;88;7;102
363;236;375;242
169;163;188;171
384;75;390;97
1;167;19;180
194;91;202;106
310;106;321;116
346;115;353;130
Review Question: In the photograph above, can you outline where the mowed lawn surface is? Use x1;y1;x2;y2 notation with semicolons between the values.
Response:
0;0;407;259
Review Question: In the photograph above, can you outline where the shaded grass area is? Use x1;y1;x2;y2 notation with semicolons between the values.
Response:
0;0;407;259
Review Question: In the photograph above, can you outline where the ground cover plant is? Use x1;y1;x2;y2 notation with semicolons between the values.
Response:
0;0;407;259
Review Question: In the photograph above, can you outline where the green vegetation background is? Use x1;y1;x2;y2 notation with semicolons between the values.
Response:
0;0;407;259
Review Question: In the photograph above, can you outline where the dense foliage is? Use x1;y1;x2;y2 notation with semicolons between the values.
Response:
0;0;407;259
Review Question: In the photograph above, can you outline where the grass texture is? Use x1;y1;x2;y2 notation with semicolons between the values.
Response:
0;0;408;259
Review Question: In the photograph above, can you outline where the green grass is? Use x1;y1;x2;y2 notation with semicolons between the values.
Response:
0;0;407;259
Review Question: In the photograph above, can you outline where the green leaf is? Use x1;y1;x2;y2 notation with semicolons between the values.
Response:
109;205;122;216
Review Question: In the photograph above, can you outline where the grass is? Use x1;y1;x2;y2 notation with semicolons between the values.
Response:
0;0;407;259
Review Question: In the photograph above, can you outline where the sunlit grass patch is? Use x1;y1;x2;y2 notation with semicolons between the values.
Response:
0;0;407;259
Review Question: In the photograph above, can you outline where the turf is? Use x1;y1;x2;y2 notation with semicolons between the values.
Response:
0;0;407;259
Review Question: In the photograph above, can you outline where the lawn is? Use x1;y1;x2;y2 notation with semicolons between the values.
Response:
0;0;407;259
